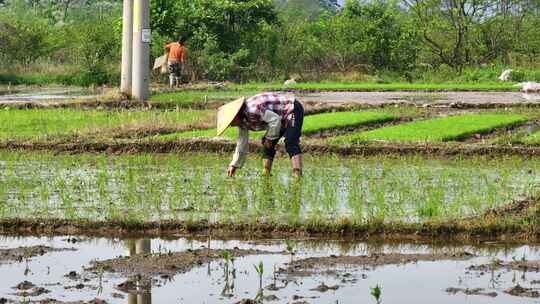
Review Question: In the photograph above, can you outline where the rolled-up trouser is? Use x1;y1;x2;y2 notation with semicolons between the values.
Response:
167;61;182;77
262;99;304;160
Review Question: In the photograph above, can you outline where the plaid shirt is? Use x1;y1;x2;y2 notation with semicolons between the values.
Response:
241;93;295;131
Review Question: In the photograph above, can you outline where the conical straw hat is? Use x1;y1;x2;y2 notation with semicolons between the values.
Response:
216;97;245;136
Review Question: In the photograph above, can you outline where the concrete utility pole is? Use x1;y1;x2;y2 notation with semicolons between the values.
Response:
120;0;133;96
131;0;150;100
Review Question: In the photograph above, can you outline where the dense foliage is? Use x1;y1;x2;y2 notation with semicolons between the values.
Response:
0;0;539;85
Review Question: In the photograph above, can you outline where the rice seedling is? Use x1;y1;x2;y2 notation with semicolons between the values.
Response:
221;250;235;297
0;108;214;140
285;239;296;262
253;261;264;298
0;151;538;229
371;284;382;304
521;130;540;145
334;113;528;143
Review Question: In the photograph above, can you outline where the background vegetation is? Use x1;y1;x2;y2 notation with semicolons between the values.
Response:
0;0;539;86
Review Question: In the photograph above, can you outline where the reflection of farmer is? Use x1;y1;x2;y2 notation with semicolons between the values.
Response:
217;92;304;177
164;36;187;88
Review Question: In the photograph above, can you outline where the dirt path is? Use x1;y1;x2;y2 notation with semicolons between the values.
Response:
297;91;540;107
2;89;540;109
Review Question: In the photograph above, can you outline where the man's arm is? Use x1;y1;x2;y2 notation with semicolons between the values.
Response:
164;43;171;51
229;127;249;169
261;110;281;140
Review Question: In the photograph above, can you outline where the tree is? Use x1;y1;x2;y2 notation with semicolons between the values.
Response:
340;0;418;71
402;0;540;71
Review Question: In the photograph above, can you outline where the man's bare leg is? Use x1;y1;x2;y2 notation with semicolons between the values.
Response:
291;154;303;177
169;74;175;88
263;159;273;176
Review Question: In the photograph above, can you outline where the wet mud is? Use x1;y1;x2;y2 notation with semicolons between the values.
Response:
0;199;538;241
468;258;540;273
88;248;283;279
278;252;475;278
0;245;76;264
445;287;498;297
483;197;538;218
504;285;540;298
5;136;540;158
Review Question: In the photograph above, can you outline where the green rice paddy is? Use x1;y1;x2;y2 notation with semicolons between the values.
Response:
155;111;397;140
520;129;540;145
0;151;537;226
334;113;528;143
0;108;214;140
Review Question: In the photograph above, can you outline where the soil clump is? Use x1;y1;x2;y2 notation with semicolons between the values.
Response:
468;258;540;272
88;248;283;279
278;252;474;277
445;287;497;297
0;246;76;263
504;284;540;298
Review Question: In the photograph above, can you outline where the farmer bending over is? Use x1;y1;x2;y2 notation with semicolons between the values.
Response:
164;36;187;88
217;92;304;177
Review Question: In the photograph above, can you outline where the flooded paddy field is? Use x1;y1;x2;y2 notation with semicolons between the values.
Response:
0;87;100;105
2;97;540;302
1;235;540;303
0;151;538;230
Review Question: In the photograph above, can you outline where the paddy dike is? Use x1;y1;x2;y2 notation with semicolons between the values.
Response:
297;91;540;108
0;195;537;241
5;138;540;157
1;236;540;303
2;89;540;110
88;248;283;279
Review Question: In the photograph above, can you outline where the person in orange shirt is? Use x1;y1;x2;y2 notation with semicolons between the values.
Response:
164;36;187;88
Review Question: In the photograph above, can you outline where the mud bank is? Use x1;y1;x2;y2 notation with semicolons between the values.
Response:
89;248;282;279
3;138;540;157
0;202;537;240
278;251;475;278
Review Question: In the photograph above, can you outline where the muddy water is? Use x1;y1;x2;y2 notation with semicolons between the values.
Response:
1;236;540;303
0;87;98;104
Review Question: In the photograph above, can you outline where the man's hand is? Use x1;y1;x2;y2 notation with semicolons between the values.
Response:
227;166;237;177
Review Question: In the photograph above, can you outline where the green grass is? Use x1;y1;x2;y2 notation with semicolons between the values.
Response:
149;90;260;105
0;108;214;140
521;130;540;145
334;113;529;143
155;111;397;141
230;82;518;92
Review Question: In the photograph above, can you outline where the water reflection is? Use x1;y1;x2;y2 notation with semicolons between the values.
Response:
126;239;152;304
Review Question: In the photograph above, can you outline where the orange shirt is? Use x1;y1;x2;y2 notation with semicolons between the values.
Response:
166;42;187;62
